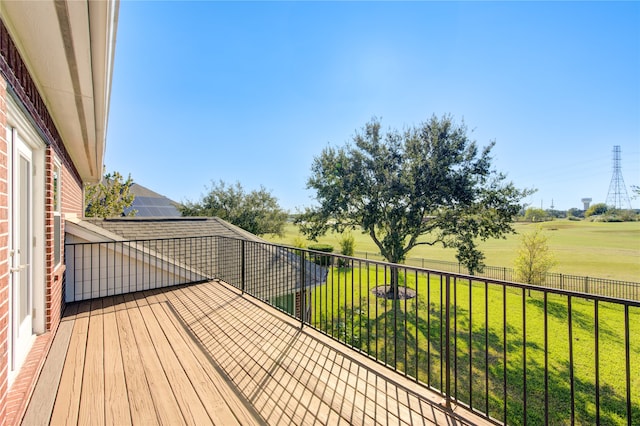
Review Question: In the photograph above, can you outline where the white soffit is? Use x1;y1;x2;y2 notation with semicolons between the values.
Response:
0;0;118;182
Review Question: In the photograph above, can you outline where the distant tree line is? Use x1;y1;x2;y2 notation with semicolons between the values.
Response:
520;204;638;222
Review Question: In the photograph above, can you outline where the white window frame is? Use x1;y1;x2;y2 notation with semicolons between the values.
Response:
53;159;62;267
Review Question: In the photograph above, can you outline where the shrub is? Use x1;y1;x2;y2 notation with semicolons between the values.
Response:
308;243;333;252
613;209;638;222
513;227;556;286
339;233;355;256
585;203;608;218
590;214;622;223
338;233;355;267
308;243;333;266
604;216;623;222
567;208;584;218
524;207;549;222
292;236;307;248
292;236;307;258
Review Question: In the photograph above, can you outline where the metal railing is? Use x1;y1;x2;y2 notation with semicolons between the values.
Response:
65;237;640;425
354;250;640;301
65;236;219;302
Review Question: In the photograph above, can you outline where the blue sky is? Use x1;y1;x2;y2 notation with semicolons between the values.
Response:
105;1;640;212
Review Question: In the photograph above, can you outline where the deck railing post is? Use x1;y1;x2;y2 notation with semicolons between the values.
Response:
300;251;306;328
241;240;246;294
585;276;589;295
445;274;452;409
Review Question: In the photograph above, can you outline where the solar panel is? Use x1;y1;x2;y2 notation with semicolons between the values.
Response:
126;195;181;217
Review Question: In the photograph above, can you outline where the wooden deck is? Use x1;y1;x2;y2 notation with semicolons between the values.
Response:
23;280;490;425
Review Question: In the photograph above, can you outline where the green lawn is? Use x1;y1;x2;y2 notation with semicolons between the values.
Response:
265;220;640;282
307;264;640;425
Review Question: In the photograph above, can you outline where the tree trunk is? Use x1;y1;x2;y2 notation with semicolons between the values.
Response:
389;266;399;299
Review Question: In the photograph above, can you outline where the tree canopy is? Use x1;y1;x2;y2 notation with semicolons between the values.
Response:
179;180;288;236
297;115;533;275
85;170;136;218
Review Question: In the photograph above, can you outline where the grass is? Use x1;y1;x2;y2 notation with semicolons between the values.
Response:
306;263;640;425
265;219;640;282
264;219;639;422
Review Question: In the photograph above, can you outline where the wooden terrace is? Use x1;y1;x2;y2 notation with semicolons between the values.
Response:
22;280;490;425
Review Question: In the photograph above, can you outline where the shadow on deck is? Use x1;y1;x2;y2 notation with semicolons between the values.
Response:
23;280;491;425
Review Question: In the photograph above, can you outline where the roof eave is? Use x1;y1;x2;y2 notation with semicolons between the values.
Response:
0;0;119;183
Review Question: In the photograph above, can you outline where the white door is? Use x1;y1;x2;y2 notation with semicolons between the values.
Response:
10;132;34;374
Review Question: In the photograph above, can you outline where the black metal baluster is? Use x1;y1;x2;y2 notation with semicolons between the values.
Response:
485;280;489;416
595;300;600;425
469;278;473;409
503;284;508;424
454;276;458;400
445;275;451;408
625;304;631;426
523;288;527;426
544;292;549;425
568;296;575;425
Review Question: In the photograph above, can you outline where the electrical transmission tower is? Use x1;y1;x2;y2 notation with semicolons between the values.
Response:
605;145;631;209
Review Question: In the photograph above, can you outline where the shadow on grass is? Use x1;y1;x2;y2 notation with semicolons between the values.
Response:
319;295;639;425
527;295;620;339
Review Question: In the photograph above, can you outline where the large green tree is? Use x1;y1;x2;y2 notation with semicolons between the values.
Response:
180;180;288;236
297;115;532;295
85;170;136;218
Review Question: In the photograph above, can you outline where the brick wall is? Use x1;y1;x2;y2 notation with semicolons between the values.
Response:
61;164;83;217
44;150;61;331
0;74;9;426
45;151;82;330
0;18;86;426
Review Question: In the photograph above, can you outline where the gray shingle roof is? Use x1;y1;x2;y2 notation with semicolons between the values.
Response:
71;217;327;297
83;216;263;242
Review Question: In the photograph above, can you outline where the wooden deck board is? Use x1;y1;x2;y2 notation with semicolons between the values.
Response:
164;288;264;425
103;311;131;426
27;280;493;426
20;319;74;426
138;304;213;426
125;305;185;425
49;315;89;426
115;305;157;424
151;302;247;426
78;308;105;425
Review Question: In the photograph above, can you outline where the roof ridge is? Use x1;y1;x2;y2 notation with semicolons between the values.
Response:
130;183;176;201
211;217;266;242
98;217;208;222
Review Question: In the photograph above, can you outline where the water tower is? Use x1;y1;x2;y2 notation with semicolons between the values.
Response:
581;198;592;210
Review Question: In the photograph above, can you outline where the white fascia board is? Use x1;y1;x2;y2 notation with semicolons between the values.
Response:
0;0;119;182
